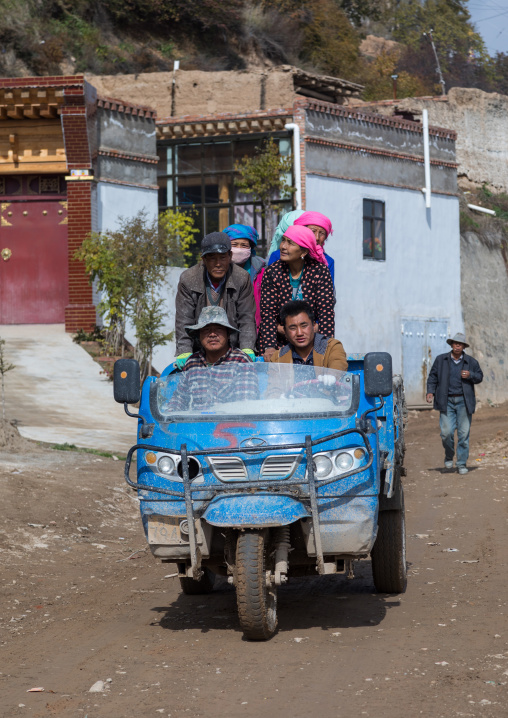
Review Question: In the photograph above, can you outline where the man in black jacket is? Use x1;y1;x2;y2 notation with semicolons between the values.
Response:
426;332;483;475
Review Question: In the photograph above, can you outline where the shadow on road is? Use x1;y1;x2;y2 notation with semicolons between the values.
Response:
428;465;478;474
151;561;402;636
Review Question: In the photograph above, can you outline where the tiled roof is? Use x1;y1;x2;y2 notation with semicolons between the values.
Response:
97;96;156;119
157;108;292;139
298;98;457;140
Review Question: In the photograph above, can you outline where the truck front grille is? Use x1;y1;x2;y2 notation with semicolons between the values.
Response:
208;456;247;482
260;454;300;479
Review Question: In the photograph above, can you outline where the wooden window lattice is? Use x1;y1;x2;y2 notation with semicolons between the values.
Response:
40;177;60;194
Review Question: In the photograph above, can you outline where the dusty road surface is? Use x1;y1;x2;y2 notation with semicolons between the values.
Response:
1;407;507;718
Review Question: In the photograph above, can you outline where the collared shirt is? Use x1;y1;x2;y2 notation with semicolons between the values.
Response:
168;347;257;412
448;352;464;395
205;271;227;307
280;333;329;364
291;347;314;365
206;272;226;293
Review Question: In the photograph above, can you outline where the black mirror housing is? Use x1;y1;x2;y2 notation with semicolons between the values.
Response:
114;358;141;404
364;352;393;397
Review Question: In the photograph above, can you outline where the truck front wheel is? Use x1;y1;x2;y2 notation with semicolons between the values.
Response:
236;529;277;641
371;493;407;593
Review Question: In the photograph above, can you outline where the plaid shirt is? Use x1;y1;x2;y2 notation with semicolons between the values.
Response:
168;347;258;412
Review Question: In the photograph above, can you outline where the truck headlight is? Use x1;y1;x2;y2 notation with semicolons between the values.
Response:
335;452;354;472
313;455;333;478
157;455;175;475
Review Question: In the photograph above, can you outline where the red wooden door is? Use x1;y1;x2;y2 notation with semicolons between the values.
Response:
0;199;68;323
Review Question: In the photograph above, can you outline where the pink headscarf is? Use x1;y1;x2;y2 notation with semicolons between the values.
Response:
294;211;333;238
282;225;329;266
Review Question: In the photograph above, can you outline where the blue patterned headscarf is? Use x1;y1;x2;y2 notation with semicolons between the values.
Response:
223;224;259;255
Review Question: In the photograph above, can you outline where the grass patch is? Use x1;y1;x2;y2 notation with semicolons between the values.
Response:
50;442;126;460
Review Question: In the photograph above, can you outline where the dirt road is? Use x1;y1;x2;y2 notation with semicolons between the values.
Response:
1;407;507;718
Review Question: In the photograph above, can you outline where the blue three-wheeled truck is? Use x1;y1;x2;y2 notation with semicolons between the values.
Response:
114;352;407;640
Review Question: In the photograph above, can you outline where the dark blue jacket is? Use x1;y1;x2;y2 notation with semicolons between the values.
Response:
427;352;483;414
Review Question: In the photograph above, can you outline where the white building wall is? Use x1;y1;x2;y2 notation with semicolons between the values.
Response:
306;176;463;375
137;265;185;373
93;181;159;326
94;182;181;371
96;181;158;232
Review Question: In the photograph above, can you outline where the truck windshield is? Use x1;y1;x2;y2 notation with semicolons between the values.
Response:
153;363;355;421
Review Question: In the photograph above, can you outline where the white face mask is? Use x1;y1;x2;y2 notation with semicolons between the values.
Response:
231;247;251;264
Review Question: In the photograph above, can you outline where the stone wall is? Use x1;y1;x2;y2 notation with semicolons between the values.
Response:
353;88;508;193
461;230;508;404
87;68;296;120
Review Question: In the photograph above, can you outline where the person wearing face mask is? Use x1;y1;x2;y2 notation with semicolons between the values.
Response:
223;224;266;331
258;225;335;362
267;210;335;285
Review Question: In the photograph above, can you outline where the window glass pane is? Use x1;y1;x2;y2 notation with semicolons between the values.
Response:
204;174;231;204
158;177;173;208
205;207;220;235
374;201;384;219
234;138;262;161
279;138;291;157
234;204;263;239
373;219;385;259
176;175;201;206
157;147;173;177
234;204;258;227
363;218;373;258
204;142;233;173
175;144;202;174
181;207;203;263
363;199;373;218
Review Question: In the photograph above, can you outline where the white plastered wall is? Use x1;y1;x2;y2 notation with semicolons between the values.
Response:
305;176;463;374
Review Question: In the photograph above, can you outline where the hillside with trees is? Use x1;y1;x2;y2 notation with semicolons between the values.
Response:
1;0;507;100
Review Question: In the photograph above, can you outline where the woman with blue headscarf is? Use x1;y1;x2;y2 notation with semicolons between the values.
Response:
223;224;266;330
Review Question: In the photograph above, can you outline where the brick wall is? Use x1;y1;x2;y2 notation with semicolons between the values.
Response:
61;79;95;332
293;100;307;209
64;179;96;332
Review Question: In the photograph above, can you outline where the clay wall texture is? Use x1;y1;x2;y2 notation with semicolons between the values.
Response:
87;69;296;119
460;231;508;404
355;88;508;192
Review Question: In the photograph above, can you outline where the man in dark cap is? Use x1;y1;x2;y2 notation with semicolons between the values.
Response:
426;332;483;475
174;232;257;368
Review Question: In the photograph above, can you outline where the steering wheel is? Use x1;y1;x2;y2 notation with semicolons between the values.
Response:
283;377;340;403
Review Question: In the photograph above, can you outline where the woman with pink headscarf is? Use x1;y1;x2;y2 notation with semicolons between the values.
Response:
267;210;335;286
258;225;335;361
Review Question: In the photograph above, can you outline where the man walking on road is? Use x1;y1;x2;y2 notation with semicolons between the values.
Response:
426;332;483;474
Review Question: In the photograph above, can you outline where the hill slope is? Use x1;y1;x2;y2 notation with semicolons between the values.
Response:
1;0;507;101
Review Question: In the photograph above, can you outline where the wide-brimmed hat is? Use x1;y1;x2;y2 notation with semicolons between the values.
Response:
185;306;237;337
447;332;469;348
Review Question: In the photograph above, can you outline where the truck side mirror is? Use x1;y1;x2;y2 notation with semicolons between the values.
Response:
114;358;141;404
364;352;392;397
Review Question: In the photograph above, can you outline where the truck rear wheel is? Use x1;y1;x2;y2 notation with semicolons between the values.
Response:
179;567;215;595
371;491;407;593
236;529;277;641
